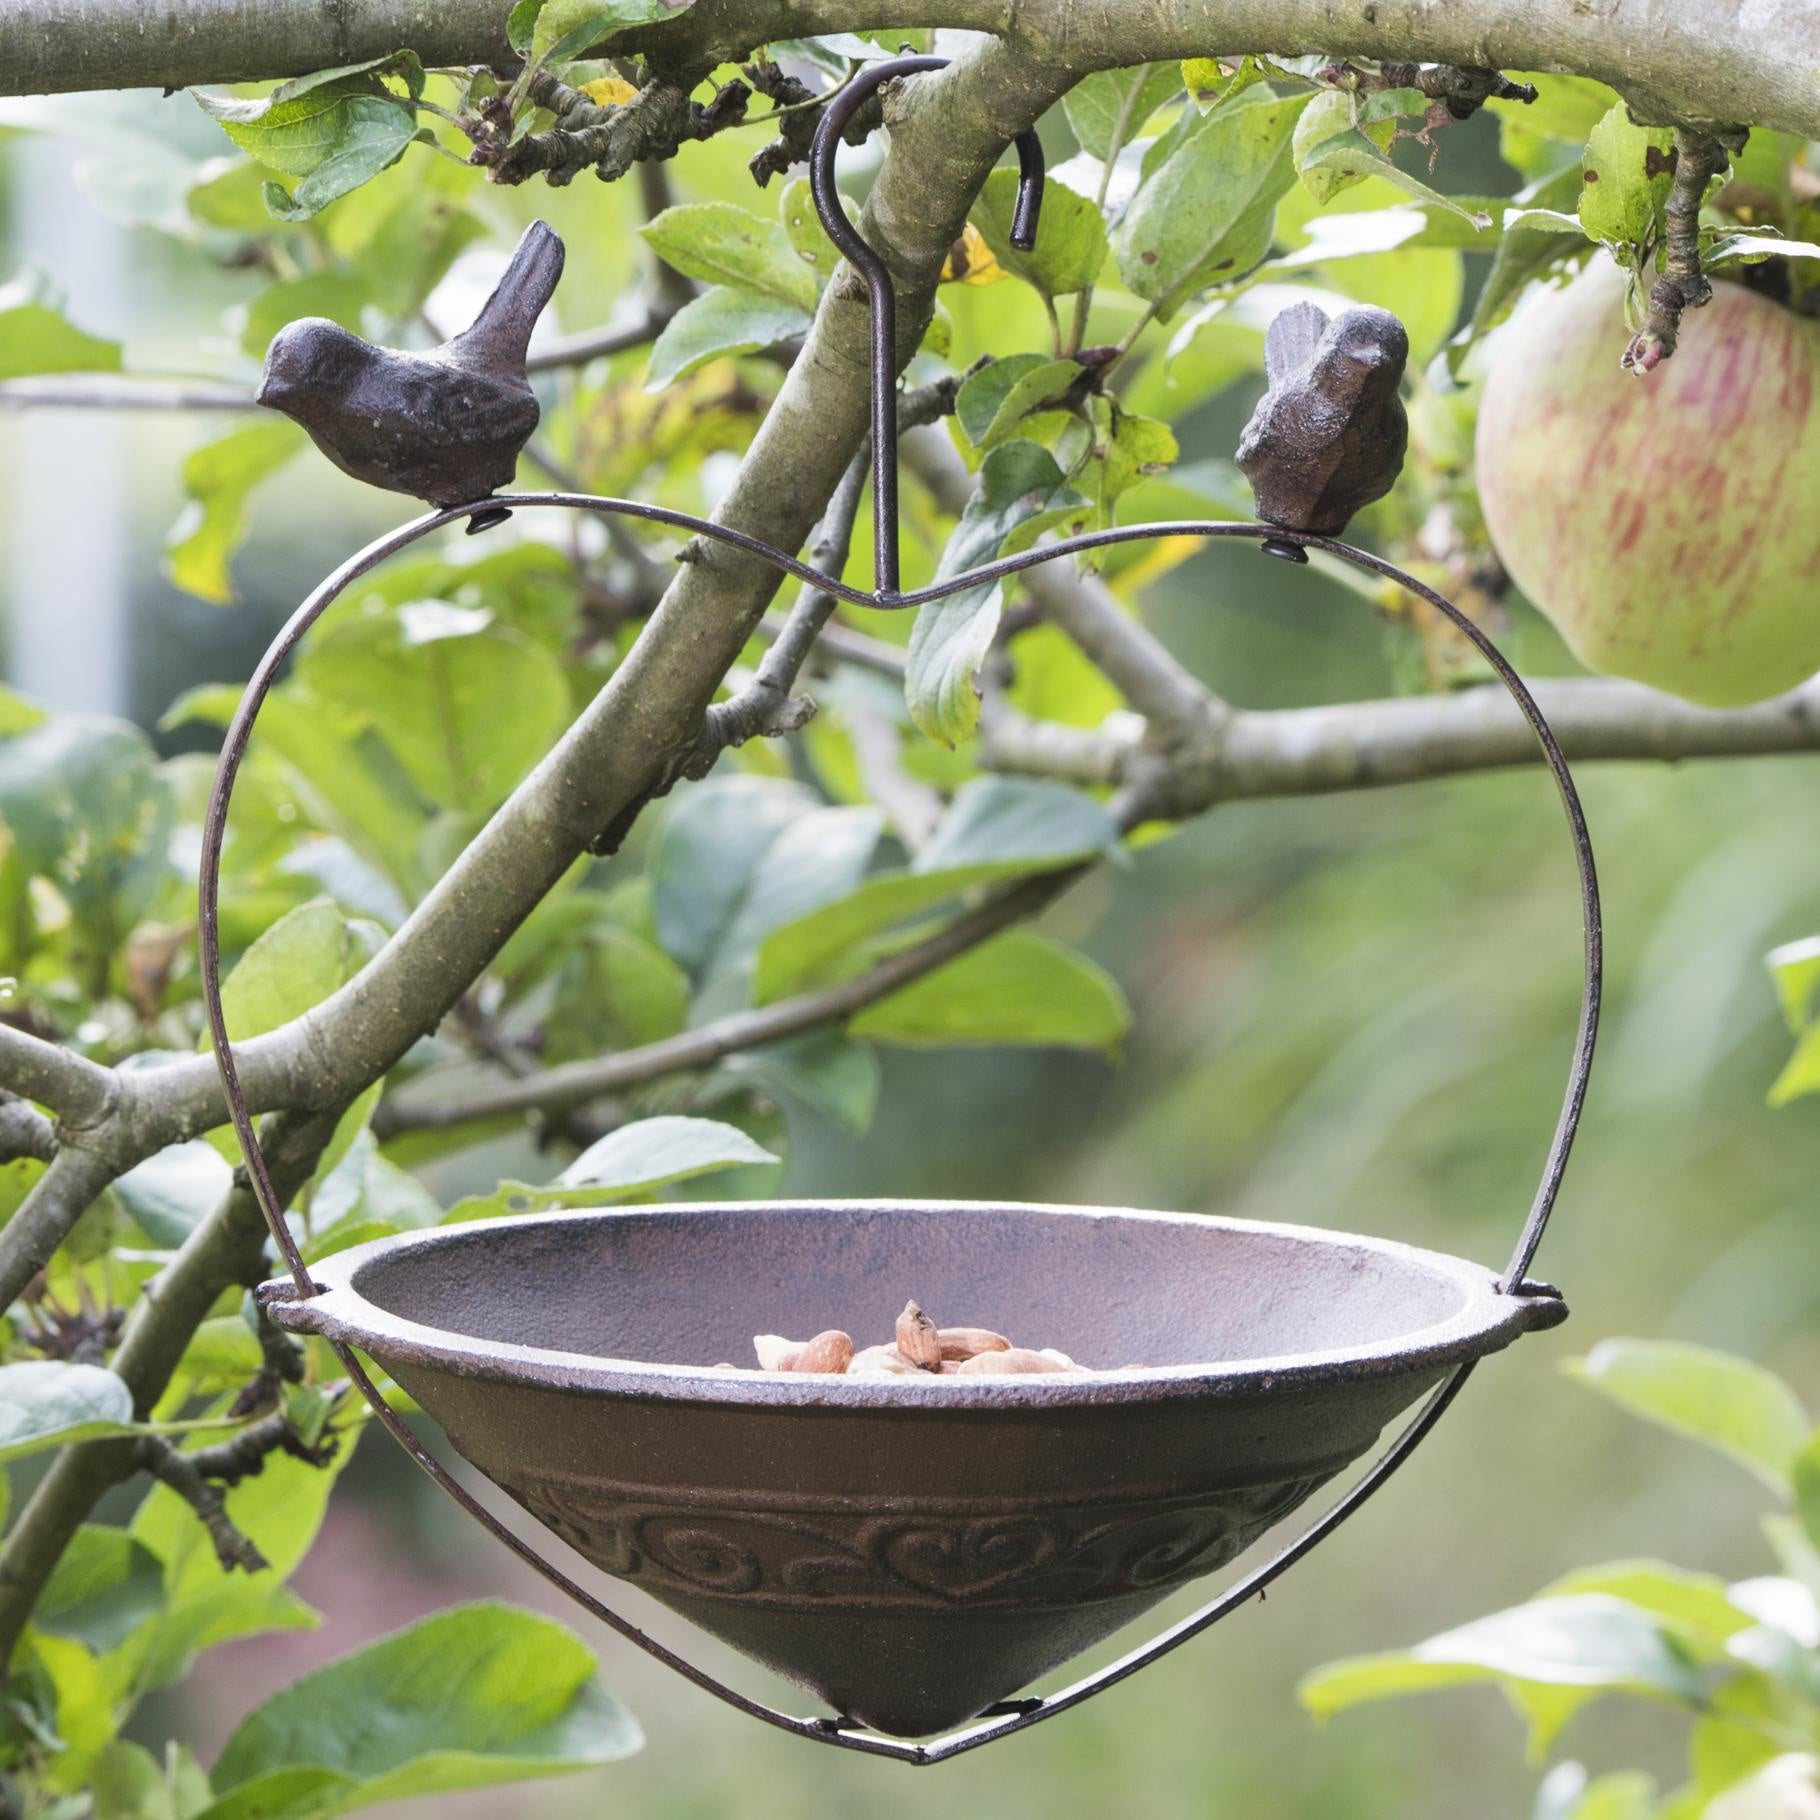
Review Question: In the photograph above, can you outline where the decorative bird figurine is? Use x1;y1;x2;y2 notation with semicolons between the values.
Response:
1235;300;1410;562
257;219;565;532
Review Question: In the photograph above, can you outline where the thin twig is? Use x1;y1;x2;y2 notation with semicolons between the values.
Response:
380;870;1080;1131
136;1436;270;1573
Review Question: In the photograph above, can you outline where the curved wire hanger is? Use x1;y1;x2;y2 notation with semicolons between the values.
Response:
198;52;1602;1765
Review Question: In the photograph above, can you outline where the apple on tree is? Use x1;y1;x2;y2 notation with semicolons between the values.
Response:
1475;251;1820;709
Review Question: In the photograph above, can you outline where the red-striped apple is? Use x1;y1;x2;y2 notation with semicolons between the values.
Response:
1476;254;1820;706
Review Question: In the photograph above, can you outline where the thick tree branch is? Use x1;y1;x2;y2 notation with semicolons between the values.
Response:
2;0;1813;141
0;1023;117;1129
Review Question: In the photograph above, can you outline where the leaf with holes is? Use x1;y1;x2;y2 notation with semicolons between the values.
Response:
1577;104;1677;260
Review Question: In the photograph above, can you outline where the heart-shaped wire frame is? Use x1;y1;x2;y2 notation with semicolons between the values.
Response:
196;54;1602;1765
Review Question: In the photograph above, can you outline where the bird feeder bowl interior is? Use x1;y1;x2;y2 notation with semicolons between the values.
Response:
201;55;1601;1765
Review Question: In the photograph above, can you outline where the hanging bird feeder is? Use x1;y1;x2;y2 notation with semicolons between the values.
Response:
199;55;1600;1766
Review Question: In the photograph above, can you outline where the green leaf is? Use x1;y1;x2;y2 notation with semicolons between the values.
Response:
907;440;1079;744
1568;1339;1811;1491
163;421;304;605
0;1362;134;1461
1794;1434;1820;1556
215;898;384;1046
1539;1560;1756;1653
558;1116;777;1193
1300;1593;1704;1729
725;1031;880;1134
160;681;423;878
649;775;817;975
207;1603;638;1815
1181;55;1294;115
753;778;1120;1001
445;1117;778;1222
119;1432;356;1694
1452;162;1589;373
970;169;1109;299
114;1142;234;1248
640;203;818;312
1705;232;1820;269
1706;1755;1820;1819
645;285;811;389
775;173;845;281
1114;88;1310;316
543;923;690;1063
507;0;543;53
852;928;1129;1055
0;275;122;379
956;355;1083;449
528;0;691;62
1084;395;1179;525
1769;1023;1820;1108
88;1737;213;1820
298;605;569;813
36;1528;166;1655
1578;104;1677;256
0;715;172;934
1490;71;1620;180
1292;89;1491;226
712;805;885;979
305;1128;441;1261
1065;64;1183;157
194;76;419;219
239;272;370;357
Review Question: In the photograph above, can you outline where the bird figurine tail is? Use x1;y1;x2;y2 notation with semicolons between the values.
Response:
452;220;566;372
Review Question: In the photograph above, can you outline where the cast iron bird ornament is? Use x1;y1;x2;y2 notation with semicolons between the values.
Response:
1236;300;1410;562
257;219;565;532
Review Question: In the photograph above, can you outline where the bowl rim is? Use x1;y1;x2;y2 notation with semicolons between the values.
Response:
261;1198;1562;1408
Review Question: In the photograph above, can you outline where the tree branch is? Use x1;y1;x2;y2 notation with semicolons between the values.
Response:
0;1024;117;1129
0;1109;338;1665
3;0;1814;140
135;1436;270;1574
683;448;870;771
379;868;1079;1131
0;1096;57;1164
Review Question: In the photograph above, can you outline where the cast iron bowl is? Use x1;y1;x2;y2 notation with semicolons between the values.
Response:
263;1198;1565;1736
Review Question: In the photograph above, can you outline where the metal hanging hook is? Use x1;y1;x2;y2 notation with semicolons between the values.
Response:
809;54;1046;596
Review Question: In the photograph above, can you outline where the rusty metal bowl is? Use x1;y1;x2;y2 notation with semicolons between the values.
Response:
265;1198;1565;1737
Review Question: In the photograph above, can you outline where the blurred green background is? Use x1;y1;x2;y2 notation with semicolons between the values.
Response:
4;80;1819;1820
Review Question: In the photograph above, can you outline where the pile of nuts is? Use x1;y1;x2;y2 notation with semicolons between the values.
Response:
741;1300;1094;1378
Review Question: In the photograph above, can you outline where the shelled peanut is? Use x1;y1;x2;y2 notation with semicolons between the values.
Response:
742;1300;1102;1378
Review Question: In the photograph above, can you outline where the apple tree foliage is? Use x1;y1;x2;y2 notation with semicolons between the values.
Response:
0;5;1818;1812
